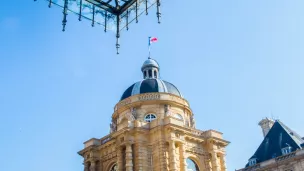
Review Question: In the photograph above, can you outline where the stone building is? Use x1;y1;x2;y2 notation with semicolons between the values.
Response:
236;118;304;171
78;58;229;171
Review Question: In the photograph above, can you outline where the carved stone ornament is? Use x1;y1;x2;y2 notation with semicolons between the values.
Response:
131;107;137;119
110;119;117;133
164;104;172;116
190;115;196;128
138;93;160;101
117;112;135;124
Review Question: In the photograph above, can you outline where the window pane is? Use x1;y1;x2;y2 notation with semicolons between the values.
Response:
144;114;156;122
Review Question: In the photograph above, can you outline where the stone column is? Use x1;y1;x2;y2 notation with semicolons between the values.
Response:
152;143;159;171
211;152;220;171
126;144;133;171
117;147;123;171
179;143;187;171
84;163;89;171
169;141;178;171
219;153;227;171
90;161;96;171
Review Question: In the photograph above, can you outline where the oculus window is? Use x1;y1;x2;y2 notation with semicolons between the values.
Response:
144;114;157;122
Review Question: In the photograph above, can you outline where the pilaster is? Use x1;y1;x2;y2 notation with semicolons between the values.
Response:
134;142;149;171
117;147;123;171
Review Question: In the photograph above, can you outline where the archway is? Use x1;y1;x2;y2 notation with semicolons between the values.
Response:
186;158;199;171
109;163;117;171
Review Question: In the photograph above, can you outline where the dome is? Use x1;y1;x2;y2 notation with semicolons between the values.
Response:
141;58;159;71
120;78;182;101
120;58;183;101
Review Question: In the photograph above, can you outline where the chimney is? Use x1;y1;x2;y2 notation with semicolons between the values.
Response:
258;118;275;137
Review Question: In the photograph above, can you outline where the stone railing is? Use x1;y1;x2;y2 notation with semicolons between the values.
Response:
115;93;190;111
83;135;113;148
191;129;206;137
203;129;223;139
100;135;112;145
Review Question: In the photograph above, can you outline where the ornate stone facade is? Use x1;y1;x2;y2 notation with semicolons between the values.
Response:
78;58;229;171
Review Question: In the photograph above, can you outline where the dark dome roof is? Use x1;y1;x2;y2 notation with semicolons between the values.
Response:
120;78;182;101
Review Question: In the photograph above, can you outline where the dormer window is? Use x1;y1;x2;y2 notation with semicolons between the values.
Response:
248;158;257;166
281;146;292;155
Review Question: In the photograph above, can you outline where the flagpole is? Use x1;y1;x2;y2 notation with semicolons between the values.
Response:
148;37;151;59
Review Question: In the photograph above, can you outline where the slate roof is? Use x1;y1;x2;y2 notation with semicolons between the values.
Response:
246;120;304;167
120;79;182;101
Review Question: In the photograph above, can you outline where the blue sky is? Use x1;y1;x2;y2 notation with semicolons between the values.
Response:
1;0;304;171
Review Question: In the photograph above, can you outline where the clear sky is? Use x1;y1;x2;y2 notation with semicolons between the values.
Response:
1;0;304;171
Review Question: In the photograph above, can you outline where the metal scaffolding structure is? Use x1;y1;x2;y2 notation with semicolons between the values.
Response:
34;0;161;54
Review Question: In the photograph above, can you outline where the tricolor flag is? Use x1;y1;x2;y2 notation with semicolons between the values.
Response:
148;37;158;58
149;37;158;46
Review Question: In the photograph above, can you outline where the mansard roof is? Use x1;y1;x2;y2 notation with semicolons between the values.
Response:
246;120;304;167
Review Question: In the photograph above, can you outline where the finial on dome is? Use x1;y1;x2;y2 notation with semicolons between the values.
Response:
141;58;160;79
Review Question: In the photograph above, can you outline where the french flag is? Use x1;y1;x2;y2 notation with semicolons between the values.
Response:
149;37;158;45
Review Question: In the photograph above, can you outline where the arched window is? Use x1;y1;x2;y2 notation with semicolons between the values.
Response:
144;71;147;78
174;114;183;120
144;114;157;122
154;70;157;78
148;70;152;78
109;164;117;171
186;158;199;171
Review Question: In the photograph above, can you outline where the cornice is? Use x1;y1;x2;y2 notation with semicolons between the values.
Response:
113;93;192;117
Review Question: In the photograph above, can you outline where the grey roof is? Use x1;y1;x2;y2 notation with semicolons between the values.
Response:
120;78;182;101
141;58;159;71
246;120;304;167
